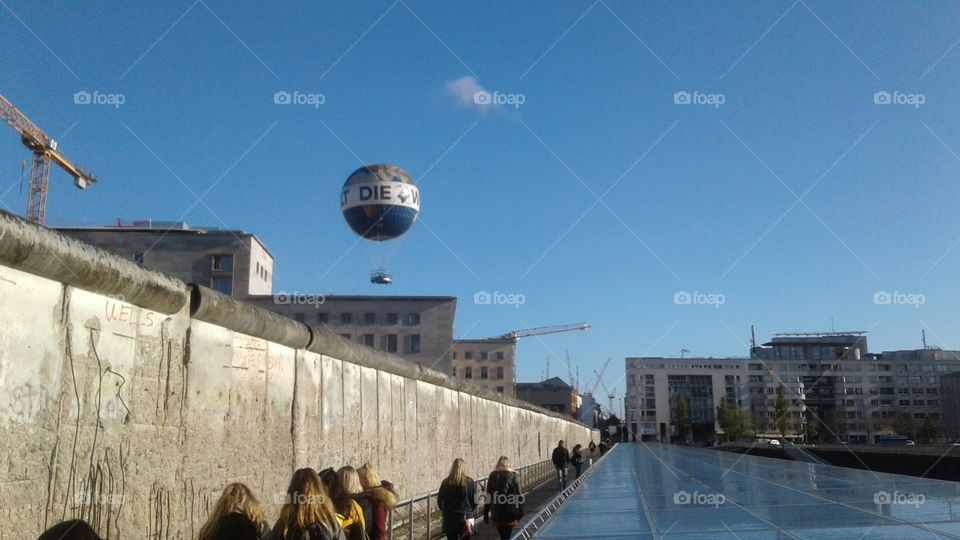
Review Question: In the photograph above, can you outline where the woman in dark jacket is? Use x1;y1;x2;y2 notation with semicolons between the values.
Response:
483;456;523;540
571;444;584;477
437;458;478;540
358;462;398;540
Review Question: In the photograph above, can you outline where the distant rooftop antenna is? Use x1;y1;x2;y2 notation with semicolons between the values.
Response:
750;325;757;349
679;348;690;359
922;329;928;349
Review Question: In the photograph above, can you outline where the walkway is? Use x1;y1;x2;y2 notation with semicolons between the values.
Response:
531;443;960;539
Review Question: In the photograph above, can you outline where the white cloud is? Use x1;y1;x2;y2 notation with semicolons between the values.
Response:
443;75;501;116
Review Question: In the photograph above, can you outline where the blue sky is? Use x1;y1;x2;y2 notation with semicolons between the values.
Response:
3;1;960;403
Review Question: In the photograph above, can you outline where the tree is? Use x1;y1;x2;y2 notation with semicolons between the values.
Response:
918;417;941;443
674;394;691;444
892;411;915;438
718;400;751;441
806;420;820;443
775;384;792;438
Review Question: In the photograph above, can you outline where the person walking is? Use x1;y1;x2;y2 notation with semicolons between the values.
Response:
570;444;584;477
334;467;368;540
357;463;397;540
437;458;478;540
265;468;346;540
551;440;570;490
198;483;269;540
483;456;523;540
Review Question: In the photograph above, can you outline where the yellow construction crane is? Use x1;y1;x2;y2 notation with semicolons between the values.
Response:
0;94;96;225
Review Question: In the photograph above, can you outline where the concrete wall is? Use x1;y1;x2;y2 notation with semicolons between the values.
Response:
0;211;596;539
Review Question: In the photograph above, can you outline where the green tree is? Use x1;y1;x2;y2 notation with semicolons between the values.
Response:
674;394;691;444
775;384;791;438
892;411;915;438
806;420;820;443
918;417;941;443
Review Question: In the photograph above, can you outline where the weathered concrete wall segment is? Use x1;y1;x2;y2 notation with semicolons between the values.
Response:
0;211;596;538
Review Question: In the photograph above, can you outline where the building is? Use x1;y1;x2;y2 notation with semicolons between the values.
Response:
247;295;457;373
515;377;578;417
450;338;517;397
625;357;748;443
55;220;273;297
942;372;960;441
625;332;960;444
576;392;604;428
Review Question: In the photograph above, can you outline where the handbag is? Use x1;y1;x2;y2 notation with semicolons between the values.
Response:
461;517;476;537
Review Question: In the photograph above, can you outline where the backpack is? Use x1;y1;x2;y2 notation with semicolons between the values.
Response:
340;500;370;540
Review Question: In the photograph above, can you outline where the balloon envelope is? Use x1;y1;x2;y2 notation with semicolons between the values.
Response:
340;164;420;241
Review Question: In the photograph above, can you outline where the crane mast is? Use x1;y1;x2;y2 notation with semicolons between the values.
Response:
0;94;97;225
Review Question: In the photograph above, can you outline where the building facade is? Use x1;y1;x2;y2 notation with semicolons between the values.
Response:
56;221;273;297
625;333;960;444
625;357;748;443
450;338;517;396
515;377;578;417
942;371;960;441
247;295;457;374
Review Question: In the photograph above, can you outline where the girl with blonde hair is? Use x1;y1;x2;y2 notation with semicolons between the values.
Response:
197;482;268;540
265;468;345;540
335;466;367;540
356;462;397;540
483;456;524;540
437;458;478;539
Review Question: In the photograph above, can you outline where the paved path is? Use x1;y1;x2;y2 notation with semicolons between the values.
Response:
532;443;960;539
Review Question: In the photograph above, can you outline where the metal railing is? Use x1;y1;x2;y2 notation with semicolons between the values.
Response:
386;456;565;540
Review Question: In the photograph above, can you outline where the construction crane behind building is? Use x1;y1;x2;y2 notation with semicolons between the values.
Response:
499;322;590;340
0;94;97;225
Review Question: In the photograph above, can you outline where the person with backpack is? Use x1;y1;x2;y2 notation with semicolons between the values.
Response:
570;444;584;477
336;466;369;540
483;456;523;540
266;468;346;540
197;482;270;540
357;462;397;540
437;458;478;540
551;440;570;490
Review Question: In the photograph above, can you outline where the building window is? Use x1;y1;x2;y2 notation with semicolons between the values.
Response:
481;352;488;360
496;367;504;379
340;333;351;340
387;313;399;324
452;352;457;359
132;253;145;264
409;334;421;354
408;312;421;325
341;313;352;324
496;352;504;360
465;367;472;379
212;254;234;271
386;334;398;353
465;352;473;360
452;367;457;377
363;334;375;347
496;386;504;393
318;313;328;324
481;367;488;379
211;277;233;295
294;313;305;323
364;313;376;324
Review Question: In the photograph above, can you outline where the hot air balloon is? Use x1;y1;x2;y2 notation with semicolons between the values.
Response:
340;164;420;284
